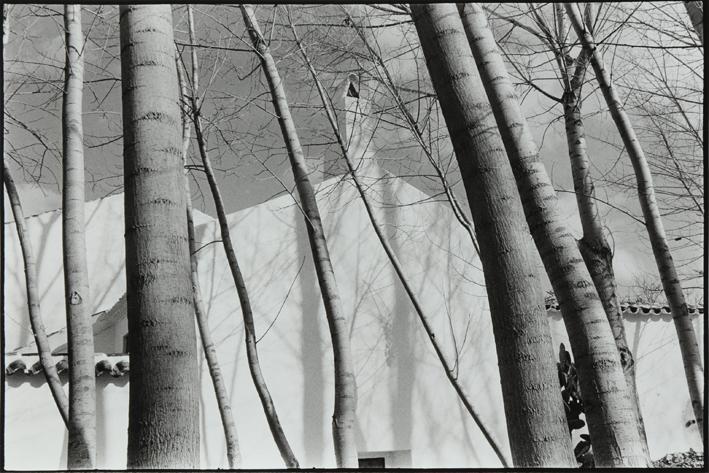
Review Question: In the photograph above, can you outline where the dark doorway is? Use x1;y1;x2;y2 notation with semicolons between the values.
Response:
358;457;385;468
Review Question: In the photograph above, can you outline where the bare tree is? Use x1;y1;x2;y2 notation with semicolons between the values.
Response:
410;4;575;467
459;4;650;466
565;1;704;442
62;5;96;468
182;5;299;467
120;5;199;467
176;50;241;469
341;7;480;257
4;161;70;426
287;9;508;466
240;4;358;467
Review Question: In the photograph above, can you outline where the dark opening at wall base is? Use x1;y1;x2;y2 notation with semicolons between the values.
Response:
358;457;385;468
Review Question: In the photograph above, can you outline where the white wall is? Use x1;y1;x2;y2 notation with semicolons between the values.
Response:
4;168;703;469
3;193;212;353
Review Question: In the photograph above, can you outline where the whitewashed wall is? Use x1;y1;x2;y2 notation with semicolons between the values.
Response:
4;168;703;469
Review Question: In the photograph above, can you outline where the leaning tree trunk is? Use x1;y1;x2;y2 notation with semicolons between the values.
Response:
288;16;509;467
459;4;650;466
176;54;241;469
240;4;358;467
4;0;70;434
62;5;96;469
4;162;70;426
561;44;649;456
183;6;298;467
684;1;704;46
565;1;704;442
120;5;200;468
411;4;575;467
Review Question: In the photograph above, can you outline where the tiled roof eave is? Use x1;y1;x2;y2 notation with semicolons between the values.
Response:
544;303;704;317
5;354;129;378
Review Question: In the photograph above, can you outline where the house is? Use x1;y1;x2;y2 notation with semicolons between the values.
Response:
3;77;704;469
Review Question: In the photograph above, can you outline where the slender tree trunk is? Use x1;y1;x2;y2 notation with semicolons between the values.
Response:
459;4;650;466
62;5;96;468
240;4;358;467
120;5;200;468
183;6;298;467
176;54;241;469
411;4;575;467
565;1;704;442
4;162;70;426
288;15;509;467
4;0;70;434
562;54;650;456
684;1;704;46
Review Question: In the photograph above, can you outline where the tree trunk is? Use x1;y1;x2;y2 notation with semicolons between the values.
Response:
62;5;96;468
240;4;358;467
176;53;241;469
684;1;704;46
4;161;70;427
288;15;509;467
565;1;704;442
562;66;650;457
184;6;299;467
120;5;200;468
4;0;70;439
411;4;575;467
459;4;650;466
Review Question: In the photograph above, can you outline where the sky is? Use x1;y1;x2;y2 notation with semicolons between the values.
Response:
3;3;704;303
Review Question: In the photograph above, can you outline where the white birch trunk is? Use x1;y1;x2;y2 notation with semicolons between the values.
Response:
562;55;650;456
289;15;510;467
120;5;200;467
240;4;358;467
176;53;242;469
62;5;96;468
184;7;298;466
565;1;704;443
411;4;575;467
459;4;650;466
4;162;70;427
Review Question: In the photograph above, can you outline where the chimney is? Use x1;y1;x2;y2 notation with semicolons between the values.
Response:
335;73;372;165
314;74;373;182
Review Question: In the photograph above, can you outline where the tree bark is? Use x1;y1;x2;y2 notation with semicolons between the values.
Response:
288;14;509;467
565;1;704;442
240;4;358;467
184;6;298;467
684;1;704;46
411;4;575;467
459;4;650;466
4;161;70;427
561;48;650;456
176;52;242;469
120;5;200;468
62;5;96;468
4;0;70;439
